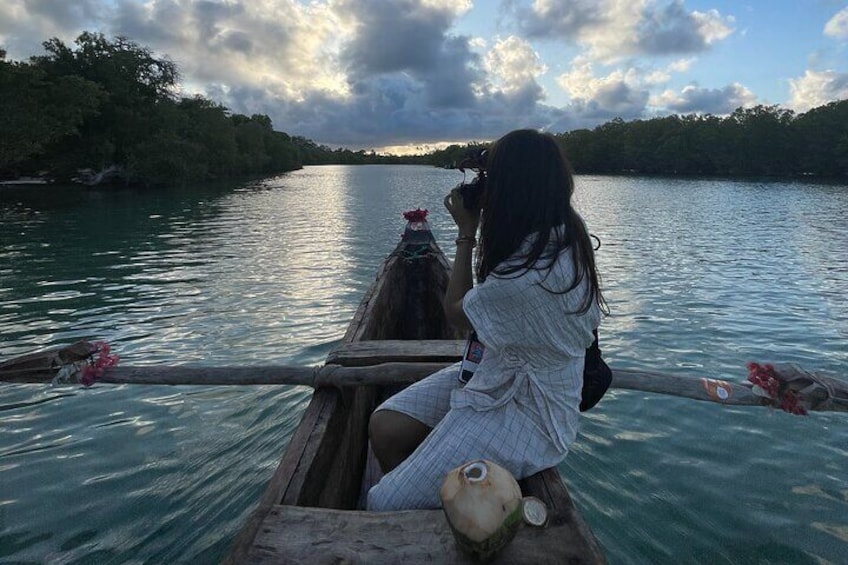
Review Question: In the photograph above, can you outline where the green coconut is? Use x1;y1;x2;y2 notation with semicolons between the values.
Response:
440;460;523;561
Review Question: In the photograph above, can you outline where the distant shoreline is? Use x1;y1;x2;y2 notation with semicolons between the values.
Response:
2;167;845;191
0;178;49;186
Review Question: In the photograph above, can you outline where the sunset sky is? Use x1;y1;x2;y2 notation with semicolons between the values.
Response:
2;0;847;153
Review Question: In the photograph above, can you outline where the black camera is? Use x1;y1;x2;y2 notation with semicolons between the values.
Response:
457;148;488;210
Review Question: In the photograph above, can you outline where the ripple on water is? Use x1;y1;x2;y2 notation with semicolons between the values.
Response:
1;172;847;563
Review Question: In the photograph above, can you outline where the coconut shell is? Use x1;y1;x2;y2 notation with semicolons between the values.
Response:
440;460;523;561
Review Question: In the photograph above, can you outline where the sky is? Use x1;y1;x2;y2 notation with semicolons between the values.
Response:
2;0;847;153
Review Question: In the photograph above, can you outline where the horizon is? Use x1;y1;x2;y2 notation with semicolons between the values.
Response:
2;1;847;153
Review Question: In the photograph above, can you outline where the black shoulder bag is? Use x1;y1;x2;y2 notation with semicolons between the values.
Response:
580;329;612;412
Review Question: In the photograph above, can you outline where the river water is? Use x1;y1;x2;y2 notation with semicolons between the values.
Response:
1;166;846;564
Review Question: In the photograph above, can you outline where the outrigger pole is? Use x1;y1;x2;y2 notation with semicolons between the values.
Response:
2;340;846;414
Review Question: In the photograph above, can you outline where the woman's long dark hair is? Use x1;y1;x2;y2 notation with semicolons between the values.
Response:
478;129;606;314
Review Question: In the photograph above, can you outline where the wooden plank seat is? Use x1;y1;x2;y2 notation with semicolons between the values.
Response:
246;487;604;564
326;339;465;367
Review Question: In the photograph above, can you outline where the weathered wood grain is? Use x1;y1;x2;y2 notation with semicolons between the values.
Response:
613;368;846;412
6;362;846;413
519;468;605;560
1;363;441;387
0;341;92;381
327;339;465;366
246;505;606;564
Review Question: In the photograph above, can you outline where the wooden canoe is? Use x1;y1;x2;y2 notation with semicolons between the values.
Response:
222;217;606;564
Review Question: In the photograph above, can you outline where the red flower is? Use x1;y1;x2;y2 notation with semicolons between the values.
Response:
403;208;428;222
747;362;780;398
747;361;808;416
81;341;120;387
779;390;808;416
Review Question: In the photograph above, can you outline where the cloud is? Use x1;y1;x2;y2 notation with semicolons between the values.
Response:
22;0;102;29
519;0;606;39
339;0;457;75
555;56;754;119
515;0;734;61
638;58;696;86
335;0;483;109
291;76;568;147
148;0;565;146
784;8;848;115
788;69;848;112
110;0;351;101
556;59;650;119
256;79;566;148
637;4;733;55
553;56;707;119
668;57;695;72
586;81;651;118
483;35;547;107
0;0;107;57
651;83;757;114
824;7;848;39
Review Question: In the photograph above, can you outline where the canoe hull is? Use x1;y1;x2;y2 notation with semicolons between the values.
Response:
224;221;605;564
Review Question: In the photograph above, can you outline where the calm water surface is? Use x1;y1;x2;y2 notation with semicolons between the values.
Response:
1;166;846;564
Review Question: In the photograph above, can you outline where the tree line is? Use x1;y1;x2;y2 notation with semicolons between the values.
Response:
557;102;848;177
291;137;428;166
426;102;848;178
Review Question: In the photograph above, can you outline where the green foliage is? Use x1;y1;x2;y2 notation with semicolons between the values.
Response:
0;58;102;173
34;32;178;101
1;32;302;185
128;136;207;186
791;100;848;177
174;96;239;177
555;102;848;178
26;33;181;177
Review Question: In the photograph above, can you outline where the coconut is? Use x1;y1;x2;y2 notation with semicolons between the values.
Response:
440;460;523;561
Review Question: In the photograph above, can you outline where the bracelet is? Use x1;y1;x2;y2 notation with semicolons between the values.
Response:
455;236;477;247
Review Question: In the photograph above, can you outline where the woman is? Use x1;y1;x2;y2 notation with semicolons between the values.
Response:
367;129;605;511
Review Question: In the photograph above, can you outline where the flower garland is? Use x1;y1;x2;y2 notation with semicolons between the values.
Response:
403;208;428;222
50;341;119;387
747;362;807;415
79;341;120;387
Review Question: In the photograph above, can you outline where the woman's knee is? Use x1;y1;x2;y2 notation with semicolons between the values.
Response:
369;410;431;473
368;409;395;446
370;410;429;446
366;481;391;511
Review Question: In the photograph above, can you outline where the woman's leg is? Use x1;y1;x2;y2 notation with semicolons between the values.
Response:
369;410;431;473
368;362;461;474
367;401;563;511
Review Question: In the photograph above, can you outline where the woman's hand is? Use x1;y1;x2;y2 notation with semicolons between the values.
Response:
444;186;481;237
